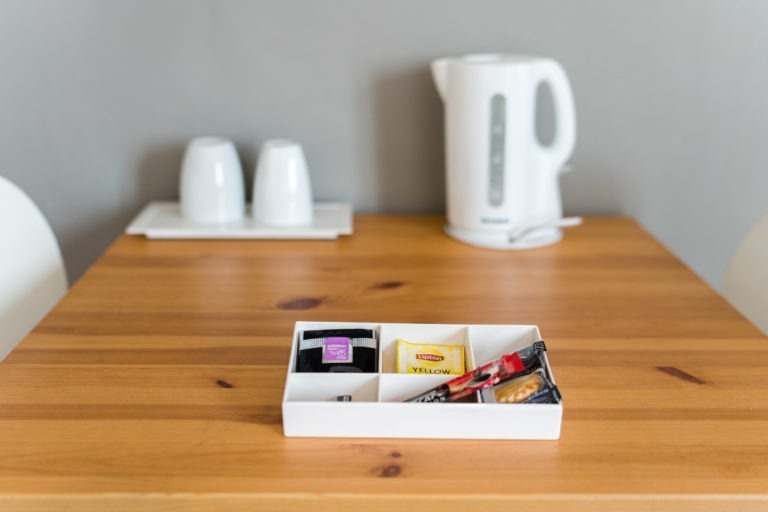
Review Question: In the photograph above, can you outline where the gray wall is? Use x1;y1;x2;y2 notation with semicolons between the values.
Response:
1;0;767;288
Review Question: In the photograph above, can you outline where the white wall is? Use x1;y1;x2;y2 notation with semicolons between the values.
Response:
1;0;766;287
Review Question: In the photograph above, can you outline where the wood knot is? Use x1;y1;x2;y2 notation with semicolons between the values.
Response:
389;451;402;458
216;379;234;388
378;464;401;478
277;297;324;310
372;281;406;290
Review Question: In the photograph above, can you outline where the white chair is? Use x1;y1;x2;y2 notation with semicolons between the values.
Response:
0;176;68;361
723;216;768;335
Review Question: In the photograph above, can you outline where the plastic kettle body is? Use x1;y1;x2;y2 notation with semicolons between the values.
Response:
432;54;577;249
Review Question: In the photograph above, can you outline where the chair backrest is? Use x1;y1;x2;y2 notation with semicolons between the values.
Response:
0;176;68;361
722;216;768;335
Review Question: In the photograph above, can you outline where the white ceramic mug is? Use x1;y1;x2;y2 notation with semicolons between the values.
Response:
253;140;314;226
180;137;245;224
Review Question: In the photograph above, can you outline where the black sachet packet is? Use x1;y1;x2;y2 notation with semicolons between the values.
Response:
296;328;378;373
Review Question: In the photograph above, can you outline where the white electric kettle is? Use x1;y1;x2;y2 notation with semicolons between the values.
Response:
432;54;579;249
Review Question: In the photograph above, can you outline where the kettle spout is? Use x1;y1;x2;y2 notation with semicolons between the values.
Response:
431;58;450;101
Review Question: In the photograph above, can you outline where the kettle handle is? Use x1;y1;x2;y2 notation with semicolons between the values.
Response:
531;59;576;172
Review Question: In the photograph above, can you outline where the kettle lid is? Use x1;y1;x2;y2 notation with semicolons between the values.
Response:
442;53;545;66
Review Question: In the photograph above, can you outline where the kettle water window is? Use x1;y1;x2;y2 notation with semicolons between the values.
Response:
488;94;506;207
535;82;556;147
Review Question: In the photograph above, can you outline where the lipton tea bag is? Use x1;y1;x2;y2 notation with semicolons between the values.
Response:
396;339;465;375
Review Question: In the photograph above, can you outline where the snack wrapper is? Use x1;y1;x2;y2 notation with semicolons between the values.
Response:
405;341;550;403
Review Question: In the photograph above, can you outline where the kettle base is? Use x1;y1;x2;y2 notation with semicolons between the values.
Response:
444;224;563;250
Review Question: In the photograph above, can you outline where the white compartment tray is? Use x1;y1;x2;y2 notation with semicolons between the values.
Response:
126;201;352;239
282;321;563;440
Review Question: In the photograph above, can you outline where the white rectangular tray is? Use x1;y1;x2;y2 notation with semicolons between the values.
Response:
126;201;353;239
282;321;563;440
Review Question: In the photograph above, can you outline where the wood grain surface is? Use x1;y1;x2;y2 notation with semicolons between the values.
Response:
1;216;766;511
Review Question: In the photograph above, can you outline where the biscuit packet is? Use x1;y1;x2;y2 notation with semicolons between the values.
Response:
492;368;561;404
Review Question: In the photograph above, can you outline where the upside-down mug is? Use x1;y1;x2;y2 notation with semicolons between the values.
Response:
179;137;245;224
252;139;314;226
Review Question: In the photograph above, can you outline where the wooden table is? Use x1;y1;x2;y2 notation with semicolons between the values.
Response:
1;216;766;511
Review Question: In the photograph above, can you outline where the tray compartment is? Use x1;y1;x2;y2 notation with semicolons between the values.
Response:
379;323;470;373
284;373;378;402
288;321;381;373
467;324;540;368
379;374;453;402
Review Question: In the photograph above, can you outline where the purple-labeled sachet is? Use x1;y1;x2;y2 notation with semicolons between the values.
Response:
323;337;353;363
296;328;377;373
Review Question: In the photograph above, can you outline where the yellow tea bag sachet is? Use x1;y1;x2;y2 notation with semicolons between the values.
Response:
396;339;465;375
